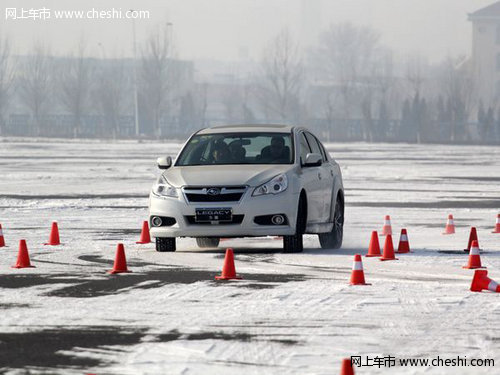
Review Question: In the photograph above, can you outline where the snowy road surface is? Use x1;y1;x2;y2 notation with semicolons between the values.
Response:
0;139;499;374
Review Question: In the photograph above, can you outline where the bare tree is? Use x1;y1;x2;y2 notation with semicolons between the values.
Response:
0;35;14;135
222;84;243;124
93;56;127;138
19;42;52;136
140;25;176;138
440;56;476;142
257;29;303;123
179;82;208;134
373;50;396;141
402;55;431;143
317;23;381;138
193;82;208;128
405;55;426;97
58;39;91;138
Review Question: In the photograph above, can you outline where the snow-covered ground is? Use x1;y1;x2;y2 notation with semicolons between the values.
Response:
0;138;499;374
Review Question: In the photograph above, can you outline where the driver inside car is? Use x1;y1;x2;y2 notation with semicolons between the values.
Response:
259;135;289;163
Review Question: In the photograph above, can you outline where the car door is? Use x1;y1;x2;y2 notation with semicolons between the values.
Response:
298;131;323;223
317;138;336;222
304;132;333;223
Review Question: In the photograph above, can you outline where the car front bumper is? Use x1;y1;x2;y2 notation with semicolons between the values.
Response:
149;188;299;238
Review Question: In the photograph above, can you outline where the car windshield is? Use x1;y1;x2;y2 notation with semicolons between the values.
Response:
175;132;294;166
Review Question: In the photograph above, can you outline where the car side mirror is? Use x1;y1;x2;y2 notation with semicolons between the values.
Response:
157;156;172;169
303;153;322;167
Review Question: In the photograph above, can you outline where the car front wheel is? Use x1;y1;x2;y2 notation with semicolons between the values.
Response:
156;237;176;252
283;195;306;253
318;195;343;249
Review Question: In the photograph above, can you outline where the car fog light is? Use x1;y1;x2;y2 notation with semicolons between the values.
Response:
151;216;163;227
271;215;285;225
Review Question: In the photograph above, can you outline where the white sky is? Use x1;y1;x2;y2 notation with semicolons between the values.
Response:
0;0;495;62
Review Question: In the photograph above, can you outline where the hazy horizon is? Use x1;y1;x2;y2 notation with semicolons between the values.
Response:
1;0;495;62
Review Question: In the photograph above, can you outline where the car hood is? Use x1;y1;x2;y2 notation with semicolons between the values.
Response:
163;164;294;187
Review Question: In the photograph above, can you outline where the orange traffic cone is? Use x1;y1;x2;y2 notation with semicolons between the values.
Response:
381;215;392;236
108;243;131;274
464;227;480;252
492;214;500;234
136;221;151;244
380;234;398;261
365;231;381;257
215;248;242;280
442;214;455;235
463;240;485;269
12;240;35;268
470;270;500;293
340;358;355;375
350;254;370;285
0;223;5;247
44;221;61;246
396;229;410;254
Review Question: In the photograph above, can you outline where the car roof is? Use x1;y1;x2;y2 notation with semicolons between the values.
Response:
197;124;295;135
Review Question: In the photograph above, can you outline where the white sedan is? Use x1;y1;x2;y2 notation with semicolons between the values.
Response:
149;124;344;253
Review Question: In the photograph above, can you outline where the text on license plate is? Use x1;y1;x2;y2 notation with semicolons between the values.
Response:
195;208;232;222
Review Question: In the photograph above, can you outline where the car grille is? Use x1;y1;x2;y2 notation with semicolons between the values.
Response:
185;215;244;225
183;186;247;203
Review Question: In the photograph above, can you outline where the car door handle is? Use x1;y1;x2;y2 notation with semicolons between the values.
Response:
318;173;322;180
330;170;334;177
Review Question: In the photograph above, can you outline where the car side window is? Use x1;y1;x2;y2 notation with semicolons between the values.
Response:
318;139;328;161
299;133;311;164
304;132;324;162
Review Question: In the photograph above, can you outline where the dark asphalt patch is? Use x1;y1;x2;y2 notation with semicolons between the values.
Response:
0;325;299;371
95;229;141;235
78;255;151;267
0;155;153;160
239;283;275;289
157;329;299;346
351;187;500;194
86;205;147;210
406;222;475;229
0;266;308;298
0;326;144;370
438;250;485;255
350;200;500;209
0;193;146;200
0;303;30;309
0;274;79;289
47;269;213;297
442;176;500;182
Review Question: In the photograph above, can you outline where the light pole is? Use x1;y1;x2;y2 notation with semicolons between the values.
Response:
131;9;140;137
166;22;173;136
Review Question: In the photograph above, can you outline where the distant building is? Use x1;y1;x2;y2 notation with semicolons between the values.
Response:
469;1;500;105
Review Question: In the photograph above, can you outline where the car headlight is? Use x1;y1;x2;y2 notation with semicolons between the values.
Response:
252;174;288;196
152;175;178;198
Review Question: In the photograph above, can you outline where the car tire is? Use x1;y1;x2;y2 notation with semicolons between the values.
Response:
319;195;344;249
283;195;306;253
196;237;220;248
156;237;176;252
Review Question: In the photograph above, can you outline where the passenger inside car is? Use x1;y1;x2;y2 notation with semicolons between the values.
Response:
228;140;246;163
211;140;231;163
